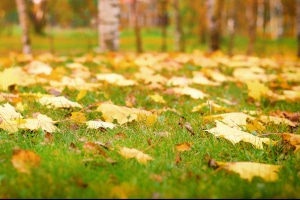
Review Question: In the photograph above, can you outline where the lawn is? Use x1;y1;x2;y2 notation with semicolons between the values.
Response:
0;26;299;198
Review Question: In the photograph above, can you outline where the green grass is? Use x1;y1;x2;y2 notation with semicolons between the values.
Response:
0;27;299;198
0;25;297;56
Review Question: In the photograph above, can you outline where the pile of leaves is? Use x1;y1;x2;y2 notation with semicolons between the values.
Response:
0;51;299;198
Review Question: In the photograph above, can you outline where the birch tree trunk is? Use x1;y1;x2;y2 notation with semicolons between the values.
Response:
173;0;184;52
297;0;300;57
16;0;31;54
98;0;120;52
227;0;236;56
256;0;265;35
269;0;283;39
206;0;223;52
246;0;257;55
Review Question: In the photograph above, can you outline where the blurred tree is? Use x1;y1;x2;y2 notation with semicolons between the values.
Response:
26;0;47;35
269;0;283;39
132;0;143;53
246;0;257;55
16;0;31;54
227;0;236;56
173;0;185;52
97;0;120;52
297;0;300;57
206;0;223;52
158;0;169;52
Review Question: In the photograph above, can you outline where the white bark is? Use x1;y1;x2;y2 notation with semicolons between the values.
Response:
98;0;120;52
269;0;283;39
16;0;31;54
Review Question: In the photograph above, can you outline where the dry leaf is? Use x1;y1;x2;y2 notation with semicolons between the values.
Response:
176;142;192;152
118;147;153;164
12;149;41;174
205;121;271;149
215;161;281;182
39;96;82;109
281;133;300;153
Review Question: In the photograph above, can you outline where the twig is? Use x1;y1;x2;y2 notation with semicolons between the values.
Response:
258;132;283;137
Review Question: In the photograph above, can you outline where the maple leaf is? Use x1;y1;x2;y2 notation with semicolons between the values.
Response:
118;147;153;164
70;112;87;123
12;148;41;174
205;121;271;149
246;80;270;101
38;96;82;109
24;60;52;75
215;161;281;182
96;102;151;125
21;113;59;133
149;93;166;104
192;71;220;86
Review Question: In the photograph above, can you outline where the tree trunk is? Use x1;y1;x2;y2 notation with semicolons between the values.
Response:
173;0;185;52
16;0;31;54
256;0;265;36
158;0;168;52
246;0;257;55
227;0;236;57
98;0;120;52
27;0;47;35
297;0;300;57
269;0;283;39
206;0;223;52
132;0;143;53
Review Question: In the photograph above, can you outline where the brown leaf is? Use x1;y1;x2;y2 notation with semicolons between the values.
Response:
83;142;107;157
12;148;41;174
176;142;192;152
115;132;127;140
282;133;300;153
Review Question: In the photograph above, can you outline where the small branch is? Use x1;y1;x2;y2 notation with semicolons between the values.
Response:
258;132;283;137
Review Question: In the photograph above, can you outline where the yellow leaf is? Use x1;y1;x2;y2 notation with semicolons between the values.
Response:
39;96;82;109
119;147;153;164
76;90;87;101
12;149;41;174
216;161;281;182
173;86;208;99
205;121;271;149
97;102;151;125
149;93;166;104
247;80;270;101
70;112;86;123
260;115;296;127
21;113;58;133
86;120;116;129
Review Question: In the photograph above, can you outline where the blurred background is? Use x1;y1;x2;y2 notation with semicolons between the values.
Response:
0;0;299;57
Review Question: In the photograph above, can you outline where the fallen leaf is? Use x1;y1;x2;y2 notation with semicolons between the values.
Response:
281;133;300;153
149;93;166;104
246;80;270;101
215;161;281;182
70;112;86;123
205;121;271;149
39;96;82;109
118;147;153;164
176;142;192;152
12;148;41;174
86;120;116;130
173;86;209;99
76;90;87;101
97;102;151;125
